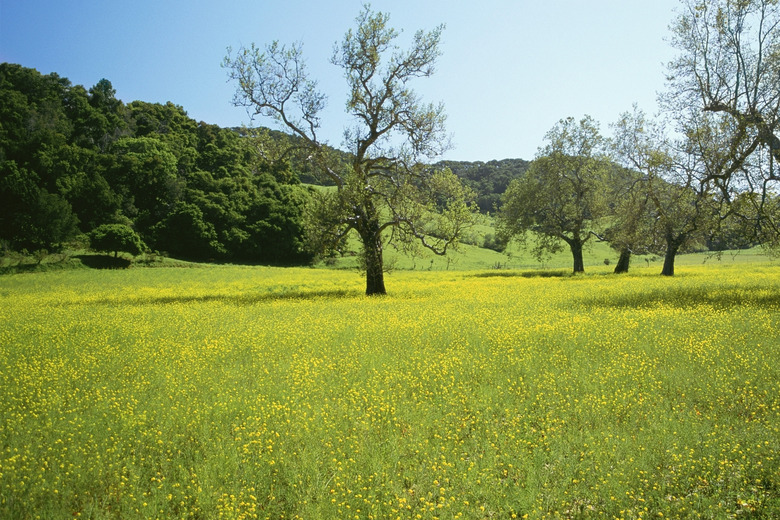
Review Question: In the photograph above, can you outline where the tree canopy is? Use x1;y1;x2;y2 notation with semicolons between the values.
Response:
89;223;145;258
498;116;611;273
224;6;477;294
0;63;313;265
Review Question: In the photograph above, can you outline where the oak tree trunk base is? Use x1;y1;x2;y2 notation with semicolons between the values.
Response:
661;247;678;276
614;249;631;274
361;229;386;296
571;241;585;273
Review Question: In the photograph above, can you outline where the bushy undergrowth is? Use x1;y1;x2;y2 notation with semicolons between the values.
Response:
0;264;778;518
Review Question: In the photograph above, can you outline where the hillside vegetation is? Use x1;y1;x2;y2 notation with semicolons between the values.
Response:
0;63;312;264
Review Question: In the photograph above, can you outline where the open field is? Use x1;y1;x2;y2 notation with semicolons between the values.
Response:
1;263;779;519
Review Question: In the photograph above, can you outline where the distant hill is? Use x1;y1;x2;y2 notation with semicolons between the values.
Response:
254;128;532;211
436;159;531;213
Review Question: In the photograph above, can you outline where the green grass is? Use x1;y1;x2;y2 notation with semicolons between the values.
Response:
1;262;778;519
318;228;775;273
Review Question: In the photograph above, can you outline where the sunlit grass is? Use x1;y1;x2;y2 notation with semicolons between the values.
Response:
1;263;778;518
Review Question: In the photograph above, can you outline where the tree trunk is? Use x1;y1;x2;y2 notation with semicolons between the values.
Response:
613;248;631;274
661;240;680;277
570;239;585;273
361;226;386;296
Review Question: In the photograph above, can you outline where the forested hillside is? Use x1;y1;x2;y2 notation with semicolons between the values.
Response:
0;63;532;268
437;159;530;213
0;63;313;264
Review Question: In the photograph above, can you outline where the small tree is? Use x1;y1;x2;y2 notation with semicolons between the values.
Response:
224;6;476;295
89;223;145;258
599;165;656;274
497;116;611;273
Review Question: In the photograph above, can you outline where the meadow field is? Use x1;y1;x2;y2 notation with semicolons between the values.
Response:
1;261;779;519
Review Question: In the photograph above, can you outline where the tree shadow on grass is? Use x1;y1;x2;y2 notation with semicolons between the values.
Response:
76;255;132;269
579;285;780;310
471;270;570;279
76;288;362;307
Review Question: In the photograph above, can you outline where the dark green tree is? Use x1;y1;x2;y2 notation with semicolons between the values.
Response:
150;202;223;260
0;160;79;251
89;223;145;258
0;63;321;265
127;101;199;175
107;136;180;224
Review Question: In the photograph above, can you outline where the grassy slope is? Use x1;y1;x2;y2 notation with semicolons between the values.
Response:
318;229;774;273
2;233;774;276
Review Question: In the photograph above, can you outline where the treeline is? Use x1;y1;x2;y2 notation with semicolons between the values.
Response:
497;114;779;276
437;159;530;213
3;61;776;275
0;63;313;264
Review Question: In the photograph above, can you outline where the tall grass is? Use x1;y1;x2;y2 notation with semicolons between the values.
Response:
1;264;778;518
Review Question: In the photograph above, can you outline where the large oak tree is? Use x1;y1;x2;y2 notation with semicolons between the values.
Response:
612;107;723;276
224;6;475;295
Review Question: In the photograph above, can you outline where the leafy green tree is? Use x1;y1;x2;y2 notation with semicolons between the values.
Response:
242;178;312;264
612;107;722;276
150;202;223;260
89;223;145;258
0;63;330;266
224;6;476;295
0;160;79;251
498;116;611;273
85;79;129;150
108;136;180;222
0;63;73;170
128;101;199;175
598;166;655;274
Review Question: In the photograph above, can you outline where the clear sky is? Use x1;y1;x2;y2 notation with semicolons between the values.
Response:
1;0;681;162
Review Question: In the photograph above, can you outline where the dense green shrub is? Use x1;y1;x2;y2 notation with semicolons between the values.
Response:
89;223;145;258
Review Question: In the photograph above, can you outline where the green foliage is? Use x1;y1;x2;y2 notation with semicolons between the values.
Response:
89;223;145;257
224;6;477;294
438;158;530;213
0;63;313;265
0;160;80;251
498;116;611;273
612;107;724;275
150;202;222;260
109;136;180;219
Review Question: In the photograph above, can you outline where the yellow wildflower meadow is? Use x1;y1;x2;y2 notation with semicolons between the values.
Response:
0;262;778;519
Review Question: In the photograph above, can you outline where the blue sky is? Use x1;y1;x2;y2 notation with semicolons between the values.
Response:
1;0;681;161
